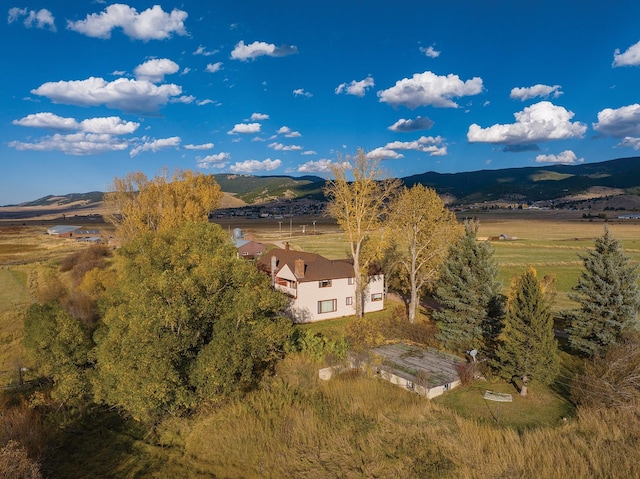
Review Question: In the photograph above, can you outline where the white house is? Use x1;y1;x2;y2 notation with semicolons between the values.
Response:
257;245;385;322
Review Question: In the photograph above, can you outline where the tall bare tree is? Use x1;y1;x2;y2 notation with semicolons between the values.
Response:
388;185;461;323
324;149;400;318
104;168;223;243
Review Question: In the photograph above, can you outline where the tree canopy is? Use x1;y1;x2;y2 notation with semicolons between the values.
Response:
434;220;504;354
92;222;290;421
388;185;461;323
567;227;640;357
23;301;94;406
104;169;223;243
324;149;400;317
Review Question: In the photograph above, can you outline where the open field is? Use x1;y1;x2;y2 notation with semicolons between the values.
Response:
3;208;640;477
213;209;640;311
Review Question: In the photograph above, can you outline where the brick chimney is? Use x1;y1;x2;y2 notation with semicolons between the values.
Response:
294;258;305;278
285;242;290;251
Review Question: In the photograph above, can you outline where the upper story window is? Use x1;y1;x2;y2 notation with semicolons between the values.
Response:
348;277;355;285
319;279;332;288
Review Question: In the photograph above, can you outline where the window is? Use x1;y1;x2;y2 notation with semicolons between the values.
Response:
318;299;337;314
371;293;383;302
346;296;353;306
319;279;332;288
348;277;355;285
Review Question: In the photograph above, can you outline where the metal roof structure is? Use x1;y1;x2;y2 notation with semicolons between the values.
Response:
46;225;81;235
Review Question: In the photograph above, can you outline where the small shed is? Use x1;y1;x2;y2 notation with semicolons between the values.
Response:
320;343;464;399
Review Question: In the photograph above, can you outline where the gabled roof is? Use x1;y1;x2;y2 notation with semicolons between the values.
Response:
257;247;354;282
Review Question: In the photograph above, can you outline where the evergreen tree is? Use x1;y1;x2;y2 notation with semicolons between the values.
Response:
434;221;504;354
494;267;558;395
567;227;640;357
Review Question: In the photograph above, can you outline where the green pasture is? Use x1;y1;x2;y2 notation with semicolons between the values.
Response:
261;214;640;312
434;379;573;429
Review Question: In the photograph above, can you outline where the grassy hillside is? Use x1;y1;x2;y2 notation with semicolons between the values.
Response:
212;174;326;203
6;157;640;208
402;156;640;204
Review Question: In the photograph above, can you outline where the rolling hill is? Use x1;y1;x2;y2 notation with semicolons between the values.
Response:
401;156;640;204
4;157;640;210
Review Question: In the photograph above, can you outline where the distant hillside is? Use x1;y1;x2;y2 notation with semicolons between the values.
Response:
5;157;640;210
15;191;104;208
211;174;326;203
402;156;640;204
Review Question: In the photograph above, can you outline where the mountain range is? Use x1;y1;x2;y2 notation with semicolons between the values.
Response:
6;156;640;209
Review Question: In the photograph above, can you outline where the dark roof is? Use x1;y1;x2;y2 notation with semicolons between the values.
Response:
237;241;266;255
257;247;354;282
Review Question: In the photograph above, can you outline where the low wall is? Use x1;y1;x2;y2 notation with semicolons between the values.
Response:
318;364;461;399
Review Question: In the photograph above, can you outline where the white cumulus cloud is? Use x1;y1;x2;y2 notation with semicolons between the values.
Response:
67;4;187;41
193;45;217;56
134;58;179;82
366;148;405;160
196;99;217;106
335;76;375;97
251;112;269;121
593;104;640;137
227;123;261;134
31;77;182;112
8;7;55;31
535;150;583;164
9;132;128;155
378;71;483;108
197;152;231;168
467;101;587;145
230;158;281;173
184;143;214;150
619;137;640;150
297;159;339;173
613;40;640;67
13;112;139;134
420;45;440;58
510;84;563;101
268;142;302;151
205;62;223;73
277;126;301;137
230;40;298;61
130;136;181;157
368;136;447;159
293;88;312;97
388;116;434;132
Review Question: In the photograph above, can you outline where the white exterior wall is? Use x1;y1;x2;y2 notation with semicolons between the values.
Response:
280;273;385;323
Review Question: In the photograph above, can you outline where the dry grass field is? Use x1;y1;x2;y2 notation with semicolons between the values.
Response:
3;206;640;477
2;207;638;381
214;208;640;310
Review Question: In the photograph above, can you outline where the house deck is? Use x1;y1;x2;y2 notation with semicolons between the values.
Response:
370;343;463;388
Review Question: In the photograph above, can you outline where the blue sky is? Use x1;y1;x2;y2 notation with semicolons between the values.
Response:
3;1;640;205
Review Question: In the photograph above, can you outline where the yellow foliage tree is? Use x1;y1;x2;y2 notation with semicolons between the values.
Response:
324;149;400;318
104;169;223;243
388;185;461;323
